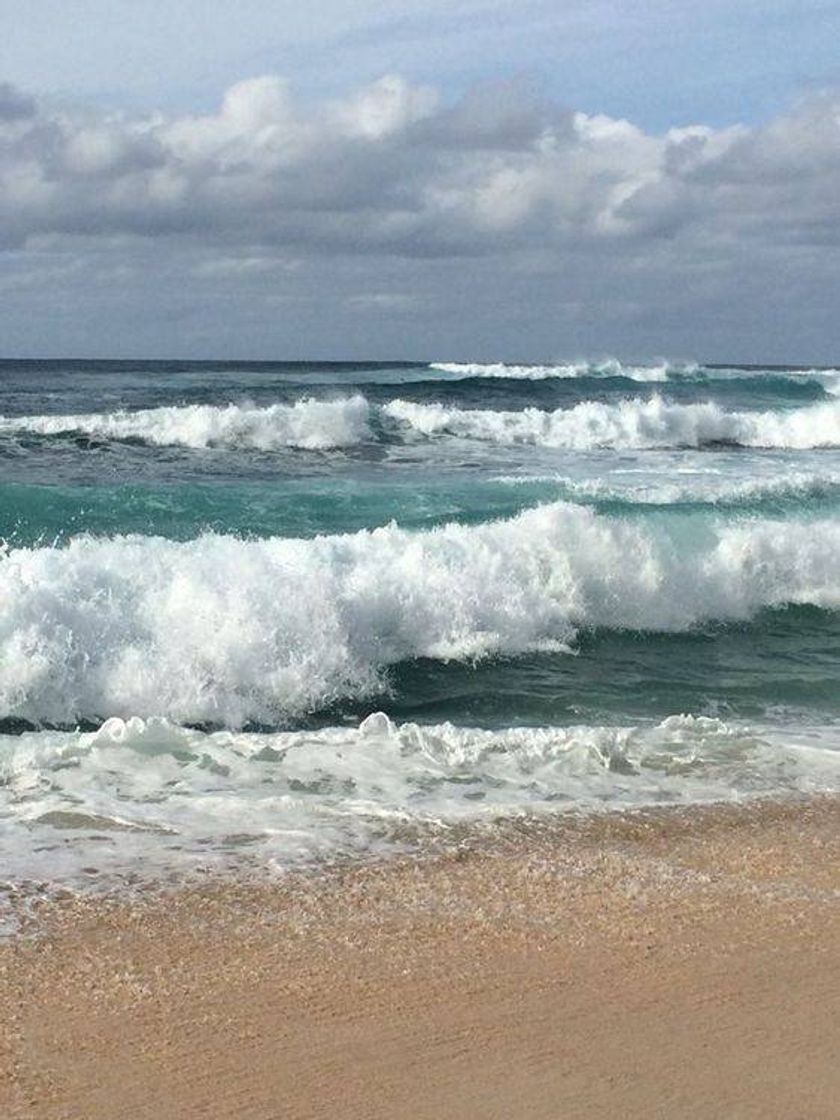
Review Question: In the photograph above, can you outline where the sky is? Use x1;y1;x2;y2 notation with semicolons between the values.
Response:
1;0;840;362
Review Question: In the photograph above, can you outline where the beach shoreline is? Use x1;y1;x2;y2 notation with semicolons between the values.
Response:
4;795;840;1119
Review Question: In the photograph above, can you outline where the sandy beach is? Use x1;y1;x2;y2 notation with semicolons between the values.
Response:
2;796;839;1119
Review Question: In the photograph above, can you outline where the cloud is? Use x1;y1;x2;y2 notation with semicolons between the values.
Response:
2;72;838;261
1;73;839;360
0;82;36;121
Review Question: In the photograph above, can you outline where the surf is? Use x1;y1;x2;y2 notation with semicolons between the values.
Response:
0;395;372;451
384;396;840;450
5;502;840;727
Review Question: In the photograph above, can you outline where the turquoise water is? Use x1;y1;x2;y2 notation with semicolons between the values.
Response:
3;357;840;884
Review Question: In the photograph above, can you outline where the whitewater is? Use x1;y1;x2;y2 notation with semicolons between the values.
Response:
384;395;840;450
5;504;840;727
6;392;840;454
3;356;840;891
0;395;372;450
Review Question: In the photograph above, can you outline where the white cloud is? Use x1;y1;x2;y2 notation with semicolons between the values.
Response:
3;74;837;259
331;74;438;139
1;73;839;359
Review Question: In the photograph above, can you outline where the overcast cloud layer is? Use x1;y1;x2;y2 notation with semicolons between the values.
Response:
1;73;839;361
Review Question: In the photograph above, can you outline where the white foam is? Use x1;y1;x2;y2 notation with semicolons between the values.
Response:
807;369;840;396
385;396;840;450
3;711;840;887
4;504;840;726
6;391;840;455
0;396;372;451
492;469;840;507
427;361;840;393
428;359;689;381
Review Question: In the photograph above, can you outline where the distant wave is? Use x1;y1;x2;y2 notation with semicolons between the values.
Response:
0;396;371;451
5;503;840;726
429;360;840;394
429;359;697;381
385;396;840;450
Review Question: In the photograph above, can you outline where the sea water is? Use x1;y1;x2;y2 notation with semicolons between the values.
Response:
3;357;840;885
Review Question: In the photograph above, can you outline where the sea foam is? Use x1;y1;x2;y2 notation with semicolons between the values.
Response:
6;393;840;453
3;710;840;885
428;360;693;381
492;470;840;510
0;396;371;451
4;503;840;726
385;396;840;450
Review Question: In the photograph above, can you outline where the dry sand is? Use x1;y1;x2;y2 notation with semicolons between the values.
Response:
3;796;840;1119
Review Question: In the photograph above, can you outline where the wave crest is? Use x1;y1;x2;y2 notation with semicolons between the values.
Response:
0;396;371;451
4;504;840;726
6;392;840;453
385;396;840;450
428;359;694;381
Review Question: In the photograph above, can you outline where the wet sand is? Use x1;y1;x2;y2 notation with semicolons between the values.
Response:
3;796;840;1119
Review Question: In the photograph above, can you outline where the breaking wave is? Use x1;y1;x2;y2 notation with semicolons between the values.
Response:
428;359;695;381
7;392;840;454
428;361;840;394
4;503;840;727
0;396;372;451
385;396;840;450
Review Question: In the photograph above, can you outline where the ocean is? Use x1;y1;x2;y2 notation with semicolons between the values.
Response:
3;357;840;887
